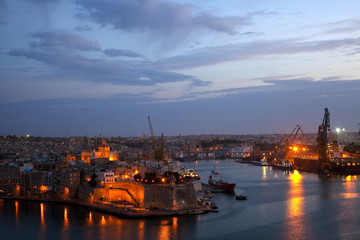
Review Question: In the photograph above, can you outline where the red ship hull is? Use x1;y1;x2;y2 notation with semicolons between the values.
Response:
208;181;236;192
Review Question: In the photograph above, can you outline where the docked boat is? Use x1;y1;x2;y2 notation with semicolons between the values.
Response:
236;195;248;200
252;158;269;166
208;171;236;192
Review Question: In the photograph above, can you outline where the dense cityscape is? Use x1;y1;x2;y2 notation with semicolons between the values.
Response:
1;129;360;217
2;0;360;239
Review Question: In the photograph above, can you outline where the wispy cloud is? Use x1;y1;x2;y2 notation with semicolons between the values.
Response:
8;46;205;86
49;104;90;110
29;31;101;51
74;25;93;32
74;0;251;35
0;0;7;25
157;37;360;70
324;18;360;34
103;48;143;58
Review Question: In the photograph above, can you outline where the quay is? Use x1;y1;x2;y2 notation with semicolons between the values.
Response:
0;195;212;218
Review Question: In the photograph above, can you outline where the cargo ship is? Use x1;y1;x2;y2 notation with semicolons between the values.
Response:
294;154;360;174
208;171;236;192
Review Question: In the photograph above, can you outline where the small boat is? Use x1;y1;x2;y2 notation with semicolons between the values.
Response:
208;171;236;192
236;195;248;200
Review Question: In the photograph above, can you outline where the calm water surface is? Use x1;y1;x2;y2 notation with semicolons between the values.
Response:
1;160;360;240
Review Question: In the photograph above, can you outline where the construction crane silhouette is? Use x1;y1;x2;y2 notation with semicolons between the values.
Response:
283;124;305;165
147;116;164;161
317;108;333;172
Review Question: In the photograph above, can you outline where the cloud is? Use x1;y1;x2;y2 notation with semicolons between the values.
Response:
0;0;6;25
156;37;360;70
7;47;207;86
18;0;59;2
29;31;101;51
74;0;250;35
103;48;143;58
325;19;360;34
74;25;93;32
147;77;360;103
7;28;211;87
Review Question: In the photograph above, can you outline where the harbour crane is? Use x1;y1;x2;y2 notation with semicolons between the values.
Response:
147;116;164;161
272;124;305;166
148;116;155;144
317;108;332;171
282;124;305;165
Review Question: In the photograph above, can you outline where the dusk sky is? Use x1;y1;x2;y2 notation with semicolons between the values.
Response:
1;0;360;137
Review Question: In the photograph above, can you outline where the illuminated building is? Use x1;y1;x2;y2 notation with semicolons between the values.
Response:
96;169;115;184
93;139;118;161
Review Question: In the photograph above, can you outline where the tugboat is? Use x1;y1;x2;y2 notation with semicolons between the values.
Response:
208;171;236;192
235;195;248;200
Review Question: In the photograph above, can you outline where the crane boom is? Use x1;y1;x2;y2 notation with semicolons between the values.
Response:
283;124;305;146
148;116;155;140
318;108;332;171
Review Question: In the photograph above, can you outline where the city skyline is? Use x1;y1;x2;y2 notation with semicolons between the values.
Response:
1;0;360;137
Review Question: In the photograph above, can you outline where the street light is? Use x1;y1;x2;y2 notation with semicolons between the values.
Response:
335;127;345;144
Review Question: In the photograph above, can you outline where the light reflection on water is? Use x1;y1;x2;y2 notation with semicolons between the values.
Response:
286;170;305;240
3;161;360;239
38;203;46;240
159;219;171;240
339;175;359;237
62;207;69;240
15;201;19;224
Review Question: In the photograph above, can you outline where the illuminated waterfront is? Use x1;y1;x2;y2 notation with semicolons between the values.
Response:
2;160;360;240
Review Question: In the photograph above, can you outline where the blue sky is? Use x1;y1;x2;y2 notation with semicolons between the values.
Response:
1;0;360;137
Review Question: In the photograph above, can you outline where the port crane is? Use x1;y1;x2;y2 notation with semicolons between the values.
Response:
147;116;164;161
317;108;332;171
282;124;305;165
272;124;305;166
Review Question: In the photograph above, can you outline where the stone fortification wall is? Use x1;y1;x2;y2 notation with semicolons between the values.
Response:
107;181;145;206
78;181;197;210
143;182;197;209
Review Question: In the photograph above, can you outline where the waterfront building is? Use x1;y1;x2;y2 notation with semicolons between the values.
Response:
0;163;20;195
96;169;115;184
52;167;81;199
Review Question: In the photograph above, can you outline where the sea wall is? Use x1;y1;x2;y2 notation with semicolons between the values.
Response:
78;181;197;209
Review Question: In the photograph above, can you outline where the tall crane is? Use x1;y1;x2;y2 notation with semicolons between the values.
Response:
148;116;155;143
283;124;305;165
272;124;304;166
317;108;332;171
147;116;164;161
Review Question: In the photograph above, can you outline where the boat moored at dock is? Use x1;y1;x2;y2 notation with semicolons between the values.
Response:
208;171;236;192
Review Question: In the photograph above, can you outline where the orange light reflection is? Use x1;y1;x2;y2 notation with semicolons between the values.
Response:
15;201;19;223
38;203;46;240
286;170;305;240
138;220;145;240
159;220;170;240
339;175;358;235
64;208;69;228
172;217;178;236
100;215;106;225
40;203;45;226
87;212;93;226
341;175;358;198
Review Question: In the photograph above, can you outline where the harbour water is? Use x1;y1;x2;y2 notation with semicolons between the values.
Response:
1;159;360;240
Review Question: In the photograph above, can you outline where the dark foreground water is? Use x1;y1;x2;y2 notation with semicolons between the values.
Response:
1;160;360;240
